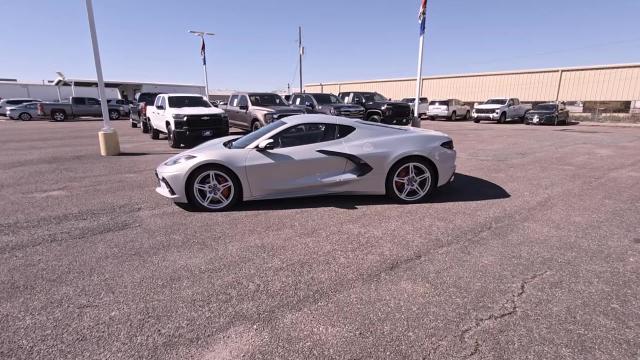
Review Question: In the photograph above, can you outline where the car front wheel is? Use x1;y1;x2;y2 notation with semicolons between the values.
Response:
108;110;120;120
167;125;179;148
19;112;32;121
386;158;436;204
186;165;241;211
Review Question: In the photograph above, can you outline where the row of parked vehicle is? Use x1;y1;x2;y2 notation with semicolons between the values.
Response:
0;96;132;121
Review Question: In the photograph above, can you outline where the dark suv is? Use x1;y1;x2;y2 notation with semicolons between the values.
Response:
289;93;364;119
338;91;412;125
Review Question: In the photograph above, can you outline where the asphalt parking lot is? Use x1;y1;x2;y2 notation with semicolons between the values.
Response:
0;117;639;359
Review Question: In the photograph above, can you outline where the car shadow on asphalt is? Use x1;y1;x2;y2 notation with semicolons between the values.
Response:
177;173;510;212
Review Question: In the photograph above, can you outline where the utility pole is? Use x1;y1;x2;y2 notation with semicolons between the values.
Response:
414;0;428;127
85;0;120;155
298;26;303;93
189;30;215;98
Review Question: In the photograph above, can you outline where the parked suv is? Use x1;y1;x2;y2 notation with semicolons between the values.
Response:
427;99;470;121
0;98;41;116
146;94;229;148
219;92;305;131
289;93;364;119
338;91;412;125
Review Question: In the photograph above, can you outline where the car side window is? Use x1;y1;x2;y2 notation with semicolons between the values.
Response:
336;125;356;139
304;95;315;106
87;98;100;105
229;95;238;107
26;104;37;109
238;96;248;107
291;95;303;105
271;123;338;149
160;96;166;108
72;98;85;105
353;94;364;103
154;96;161;107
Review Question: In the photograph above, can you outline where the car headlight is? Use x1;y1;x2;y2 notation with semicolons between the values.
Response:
172;114;186;120
164;154;197;166
330;107;337;115
494;109;500;114
264;113;274;123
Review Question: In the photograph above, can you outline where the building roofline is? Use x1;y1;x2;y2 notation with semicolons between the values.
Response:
305;63;640;86
52;78;204;87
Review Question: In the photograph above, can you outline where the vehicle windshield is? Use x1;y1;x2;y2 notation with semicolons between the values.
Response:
248;94;287;106
313;94;342;104
168;96;211;108
429;100;448;106
533;104;557;111
138;93;160;104
226;120;287;149
485;99;508;105
361;92;388;102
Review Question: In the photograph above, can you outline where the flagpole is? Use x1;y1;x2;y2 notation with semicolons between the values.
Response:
414;0;428;127
189;30;215;99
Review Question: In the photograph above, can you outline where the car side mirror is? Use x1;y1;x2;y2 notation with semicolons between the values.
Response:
239;105;248;111
156;105;164;110
257;139;275;151
305;101;315;109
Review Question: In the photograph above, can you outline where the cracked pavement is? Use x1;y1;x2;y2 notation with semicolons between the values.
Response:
0;119;639;359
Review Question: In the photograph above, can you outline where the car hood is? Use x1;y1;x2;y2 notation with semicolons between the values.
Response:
170;107;225;115
252;106;304;113
474;104;505;110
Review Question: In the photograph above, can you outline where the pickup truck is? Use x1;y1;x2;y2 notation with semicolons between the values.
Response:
146;93;229;148
129;92;161;132
338;91;413;126
219;92;305;132
472;98;532;124
289;92;364;119
400;97;429;119
36;96;124;122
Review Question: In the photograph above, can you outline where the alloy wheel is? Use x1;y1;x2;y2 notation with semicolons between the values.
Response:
193;170;234;210
392;162;431;201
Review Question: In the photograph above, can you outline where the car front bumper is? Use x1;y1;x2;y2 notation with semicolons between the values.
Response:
155;169;188;203
472;113;500;120
173;127;229;144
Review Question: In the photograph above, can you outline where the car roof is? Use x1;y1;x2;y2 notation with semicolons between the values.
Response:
161;93;207;97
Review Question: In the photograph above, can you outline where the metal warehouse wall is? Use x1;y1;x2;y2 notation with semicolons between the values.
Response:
305;64;640;102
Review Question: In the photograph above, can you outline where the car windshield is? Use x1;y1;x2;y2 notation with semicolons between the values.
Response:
226;120;287;149
533;104;557;111
361;92;387;102
249;94;287;106
168;96;211;108
485;99;508;105
313;94;342;104
138;93;160;104
401;98;414;103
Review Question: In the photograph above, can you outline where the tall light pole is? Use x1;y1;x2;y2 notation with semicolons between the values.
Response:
414;0;428;128
189;30;215;99
85;0;120;155
298;26;303;93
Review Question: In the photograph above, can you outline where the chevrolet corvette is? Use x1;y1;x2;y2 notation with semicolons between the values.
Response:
155;114;456;211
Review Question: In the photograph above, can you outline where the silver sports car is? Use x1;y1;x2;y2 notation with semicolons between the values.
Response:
155;114;456;211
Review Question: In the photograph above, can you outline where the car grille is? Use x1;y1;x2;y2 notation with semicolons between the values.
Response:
185;114;227;129
337;109;364;119
474;108;496;114
387;104;412;118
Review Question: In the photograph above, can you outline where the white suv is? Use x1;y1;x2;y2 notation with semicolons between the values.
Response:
427;99;471;121
147;94;229;148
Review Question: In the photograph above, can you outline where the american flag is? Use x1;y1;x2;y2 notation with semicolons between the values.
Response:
418;0;427;35
200;37;206;65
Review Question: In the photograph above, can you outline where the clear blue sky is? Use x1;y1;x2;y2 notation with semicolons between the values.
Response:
2;0;639;91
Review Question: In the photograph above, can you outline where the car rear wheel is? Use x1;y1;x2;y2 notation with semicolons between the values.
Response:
51;111;66;122
130;120;138;128
367;114;381;123
464;111;470;120
473;119;480;123
108;110;120;120
187;165;241;211
19;112;32;121
450;111;456;121
141;119;149;133
386;158;436;204
150;122;160;140
498;112;506;124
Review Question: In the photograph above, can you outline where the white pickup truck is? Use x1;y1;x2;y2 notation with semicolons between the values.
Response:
472;98;532;124
147;93;229;148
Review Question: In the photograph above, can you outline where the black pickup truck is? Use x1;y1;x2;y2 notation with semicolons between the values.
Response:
129;92;161;132
338;91;413;125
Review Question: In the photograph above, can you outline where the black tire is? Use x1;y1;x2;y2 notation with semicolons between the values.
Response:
19;112;32;121
186;165;242;212
51;110;66;122
167;125;179;148
141;119;150;133
385;157;437;204
464;111;470;120
108;110;120;120
150;122;160;140
498;112;506;124
251;120;262;132
367;114;382;123
521;111;529;123
473;119;480;123
130;121;138;128
450;111;457;121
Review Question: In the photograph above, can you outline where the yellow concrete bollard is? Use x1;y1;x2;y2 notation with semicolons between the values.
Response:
98;130;120;156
